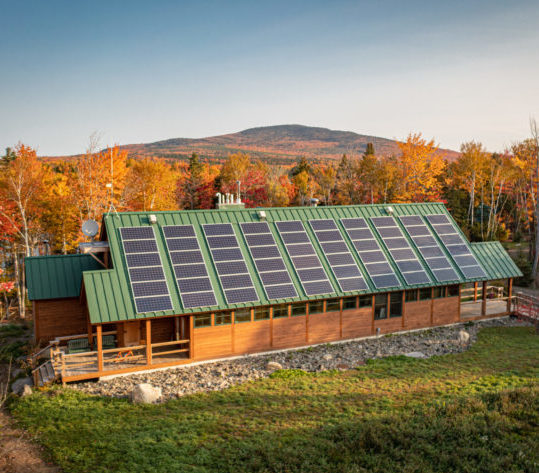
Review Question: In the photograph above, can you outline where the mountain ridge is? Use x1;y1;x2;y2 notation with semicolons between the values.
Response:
44;124;460;163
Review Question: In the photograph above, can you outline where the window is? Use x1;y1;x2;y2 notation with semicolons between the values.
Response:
433;287;445;299
343;296;357;310
272;304;289;318
254;306;270;321
419;288;432;300
194;314;211;328
374;294;388;320
326;298;341;312
214;312;231;325
359;295;372;308
389;292;403;318
308;300;324;314
447;285;459;297
291;302;307;317
234;309;251;324
405;289;418;302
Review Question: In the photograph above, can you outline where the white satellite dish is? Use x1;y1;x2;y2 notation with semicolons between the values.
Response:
82;219;99;238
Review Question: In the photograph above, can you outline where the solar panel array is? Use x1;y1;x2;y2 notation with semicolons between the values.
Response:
426;214;487;279
202;223;259;304
308;219;368;292
162;225;217;308
370;217;432;285
119;227;174;313
275;220;335;296
240;222;298;300
340;218;400;288
399;216;460;282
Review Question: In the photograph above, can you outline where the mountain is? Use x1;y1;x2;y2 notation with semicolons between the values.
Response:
48;125;460;163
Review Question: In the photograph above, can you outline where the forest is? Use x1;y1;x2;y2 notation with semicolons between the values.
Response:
1;130;538;320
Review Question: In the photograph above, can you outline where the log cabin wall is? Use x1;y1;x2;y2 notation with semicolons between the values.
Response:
432;296;460;325
34;298;87;343
405;300;432;330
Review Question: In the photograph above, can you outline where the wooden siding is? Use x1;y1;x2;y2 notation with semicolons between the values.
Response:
405;300;432;329
234;320;271;354
308;311;341;344
374;316;403;334
433;297;460;326
342;307;373;339
272;316;307;349
34;298;87;343
192;325;233;360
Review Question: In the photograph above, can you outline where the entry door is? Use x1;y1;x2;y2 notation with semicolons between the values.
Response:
123;321;141;346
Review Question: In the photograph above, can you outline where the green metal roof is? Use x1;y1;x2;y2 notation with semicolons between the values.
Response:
25;254;103;300
470;241;522;280
81;202;518;324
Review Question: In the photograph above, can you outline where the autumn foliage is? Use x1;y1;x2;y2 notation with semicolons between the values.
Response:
1;128;539;317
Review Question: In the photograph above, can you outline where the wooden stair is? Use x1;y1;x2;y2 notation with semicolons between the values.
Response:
33;360;58;387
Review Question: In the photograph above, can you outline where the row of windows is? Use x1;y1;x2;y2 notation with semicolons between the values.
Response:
194;285;459;328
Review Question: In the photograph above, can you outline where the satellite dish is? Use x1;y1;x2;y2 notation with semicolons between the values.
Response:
82;219;99;238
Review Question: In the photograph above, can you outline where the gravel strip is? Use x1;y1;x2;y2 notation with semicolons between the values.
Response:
71;318;530;401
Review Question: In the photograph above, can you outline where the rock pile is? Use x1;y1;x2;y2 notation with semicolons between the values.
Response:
72;317;528;402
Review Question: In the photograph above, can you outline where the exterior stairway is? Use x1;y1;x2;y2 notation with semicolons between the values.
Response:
34;360;57;387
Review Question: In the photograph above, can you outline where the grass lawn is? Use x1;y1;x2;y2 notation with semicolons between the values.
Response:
10;326;539;473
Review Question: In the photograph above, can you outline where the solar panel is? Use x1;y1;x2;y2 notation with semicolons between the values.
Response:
163;225;218;309
398;216;461;283
202;224;259;304
239;222;298;301
225;287;259;304
425;214;486;279
308;219;367;292
120;227;155;240
276;220;335;296
203;223;234;236
369;216;433;288
135;296;173;313
120;226;173;313
163;225;196;238
340;218;400;289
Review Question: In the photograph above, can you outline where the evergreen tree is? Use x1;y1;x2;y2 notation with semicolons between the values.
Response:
364;142;375;156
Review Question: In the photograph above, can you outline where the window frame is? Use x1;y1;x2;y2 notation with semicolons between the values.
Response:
194;313;212;328
214;311;231;326
308;300;324;315
374;293;388;320
254;306;271;321
342;296;357;310
325;298;341;313
234;308;252;324
291;302;307;317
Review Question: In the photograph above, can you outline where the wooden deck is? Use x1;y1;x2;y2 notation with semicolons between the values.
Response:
460;299;509;318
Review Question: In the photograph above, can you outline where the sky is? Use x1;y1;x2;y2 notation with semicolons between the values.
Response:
1;0;538;156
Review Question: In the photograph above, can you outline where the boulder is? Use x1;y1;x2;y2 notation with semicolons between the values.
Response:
458;330;470;345
21;384;33;397
322;354;333;361
131;383;162;404
265;361;283;371
404;351;427;359
11;377;33;395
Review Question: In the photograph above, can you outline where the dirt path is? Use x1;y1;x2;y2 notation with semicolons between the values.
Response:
0;409;60;473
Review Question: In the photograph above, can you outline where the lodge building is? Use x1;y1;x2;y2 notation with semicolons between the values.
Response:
25;202;522;385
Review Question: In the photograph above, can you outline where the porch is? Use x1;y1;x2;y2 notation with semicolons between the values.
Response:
33;317;193;384
460;280;512;319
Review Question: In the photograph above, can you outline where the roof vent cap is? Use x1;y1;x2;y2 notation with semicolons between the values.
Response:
386;206;394;215
149;214;157;224
258;210;267;221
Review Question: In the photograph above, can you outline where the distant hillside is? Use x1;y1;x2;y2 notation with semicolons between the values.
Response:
45;125;460;163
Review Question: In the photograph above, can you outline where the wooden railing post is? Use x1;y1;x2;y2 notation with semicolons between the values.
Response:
146;319;152;366
507;278;513;313
481;281;487;316
96;325;103;373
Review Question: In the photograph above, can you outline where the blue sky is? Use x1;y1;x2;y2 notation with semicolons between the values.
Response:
1;0;538;155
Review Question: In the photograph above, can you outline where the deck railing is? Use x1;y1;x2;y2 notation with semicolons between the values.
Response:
53;338;191;380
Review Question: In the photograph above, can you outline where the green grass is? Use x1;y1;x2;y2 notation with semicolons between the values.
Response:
0;323;28;362
10;327;539;473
